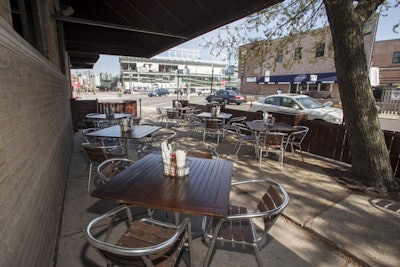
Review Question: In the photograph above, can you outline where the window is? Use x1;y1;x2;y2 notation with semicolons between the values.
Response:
315;43;325;57
265;96;280;106
393;52;400;64
320;83;332;91
276;51;283;62
294;47;302;60
308;83;318;91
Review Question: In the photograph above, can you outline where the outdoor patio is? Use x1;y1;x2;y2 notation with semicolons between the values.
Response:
55;107;400;267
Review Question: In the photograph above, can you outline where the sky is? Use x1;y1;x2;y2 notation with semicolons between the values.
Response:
92;4;400;76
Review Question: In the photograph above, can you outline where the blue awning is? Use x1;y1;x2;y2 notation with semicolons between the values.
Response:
257;72;337;84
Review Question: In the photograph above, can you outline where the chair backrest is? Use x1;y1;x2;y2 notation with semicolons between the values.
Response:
86;205;192;267
228;116;247;125
81;143;125;163
259;132;285;149
97;158;135;183
149;129;177;145
186;148;219;160
204;118;221;130
82;128;99;143
229;179;289;243
288;126;309;144
232;123;254;137
167;109;179;119
94;120;110;128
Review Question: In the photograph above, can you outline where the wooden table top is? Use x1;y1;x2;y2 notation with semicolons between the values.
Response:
87;125;161;139
85;113;133;120
246;121;297;133
91;153;233;218
196;112;232;120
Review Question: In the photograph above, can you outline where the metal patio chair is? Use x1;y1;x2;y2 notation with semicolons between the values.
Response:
201;179;289;267
284;126;309;161
86;205;193;267
81;142;127;192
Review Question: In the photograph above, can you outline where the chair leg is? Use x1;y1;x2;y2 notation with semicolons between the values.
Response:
235;142;243;156
87;163;92;192
252;244;265;267
203;232;218;267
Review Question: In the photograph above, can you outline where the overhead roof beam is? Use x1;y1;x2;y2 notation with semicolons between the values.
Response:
54;15;189;40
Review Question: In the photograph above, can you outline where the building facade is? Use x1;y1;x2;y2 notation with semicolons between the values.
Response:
371;39;400;87
239;15;378;101
120;48;239;91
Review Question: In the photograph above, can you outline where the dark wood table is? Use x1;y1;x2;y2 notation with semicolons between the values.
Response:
85;113;133;120
86;125;161;139
91;153;233;218
246;121;297;133
196;112;232;121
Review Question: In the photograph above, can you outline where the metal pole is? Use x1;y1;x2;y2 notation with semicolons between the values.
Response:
210;64;214;94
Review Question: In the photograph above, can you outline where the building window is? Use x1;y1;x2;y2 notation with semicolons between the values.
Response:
320;83;332;91
393;52;400;64
315;43;325;57
294;47;302;60
276;51;283;62
308;83;318;91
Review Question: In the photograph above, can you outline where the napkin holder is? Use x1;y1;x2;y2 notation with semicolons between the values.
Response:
163;160;190;178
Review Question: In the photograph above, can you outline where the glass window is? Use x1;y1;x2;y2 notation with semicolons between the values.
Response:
392;52;400;64
265;96;280;106
294;47;302;60
308;83;318;91
315;43;325;57
276;51;283;62
320;83;332;91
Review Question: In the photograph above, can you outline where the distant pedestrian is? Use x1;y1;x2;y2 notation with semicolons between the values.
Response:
276;88;282;94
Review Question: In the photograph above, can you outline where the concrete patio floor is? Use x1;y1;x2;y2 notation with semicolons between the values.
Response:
55;107;400;267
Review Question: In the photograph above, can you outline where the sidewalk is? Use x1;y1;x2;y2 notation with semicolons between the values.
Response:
55;107;400;267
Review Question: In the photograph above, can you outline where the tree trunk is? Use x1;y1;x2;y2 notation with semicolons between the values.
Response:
323;0;398;192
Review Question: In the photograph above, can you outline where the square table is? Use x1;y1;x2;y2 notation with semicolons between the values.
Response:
90;153;233;219
246;121;297;133
85;113;133;120
86;125;160;140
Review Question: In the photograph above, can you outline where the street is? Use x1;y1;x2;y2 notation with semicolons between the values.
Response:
76;91;400;132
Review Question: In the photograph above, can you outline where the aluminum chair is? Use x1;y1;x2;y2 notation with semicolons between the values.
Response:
155;107;167;123
132;129;177;158
186;114;205;136
81;142;127;192
232;123;257;156
257;131;286;170
97;158;136;184
284;126;309;161
186;147;219;160
223;116;247;138
201;179;289;267
86;205;193;267
202;118;223;144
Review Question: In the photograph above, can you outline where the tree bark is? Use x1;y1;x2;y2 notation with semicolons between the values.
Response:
323;0;398;192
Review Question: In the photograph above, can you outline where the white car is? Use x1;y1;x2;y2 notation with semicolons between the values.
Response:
248;94;343;124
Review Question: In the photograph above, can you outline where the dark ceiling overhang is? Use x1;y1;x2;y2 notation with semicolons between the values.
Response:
58;0;282;69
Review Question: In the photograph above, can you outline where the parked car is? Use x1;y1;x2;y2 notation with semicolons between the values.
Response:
206;89;247;105
148;88;170;97
248;94;343;124
123;88;131;94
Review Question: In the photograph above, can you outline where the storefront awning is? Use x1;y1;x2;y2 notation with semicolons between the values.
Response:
257;72;337;84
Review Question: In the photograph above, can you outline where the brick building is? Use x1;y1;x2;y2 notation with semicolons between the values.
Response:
372;39;400;87
239;15;378;102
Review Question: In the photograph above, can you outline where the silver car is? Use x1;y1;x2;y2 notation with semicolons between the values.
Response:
248;94;343;124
